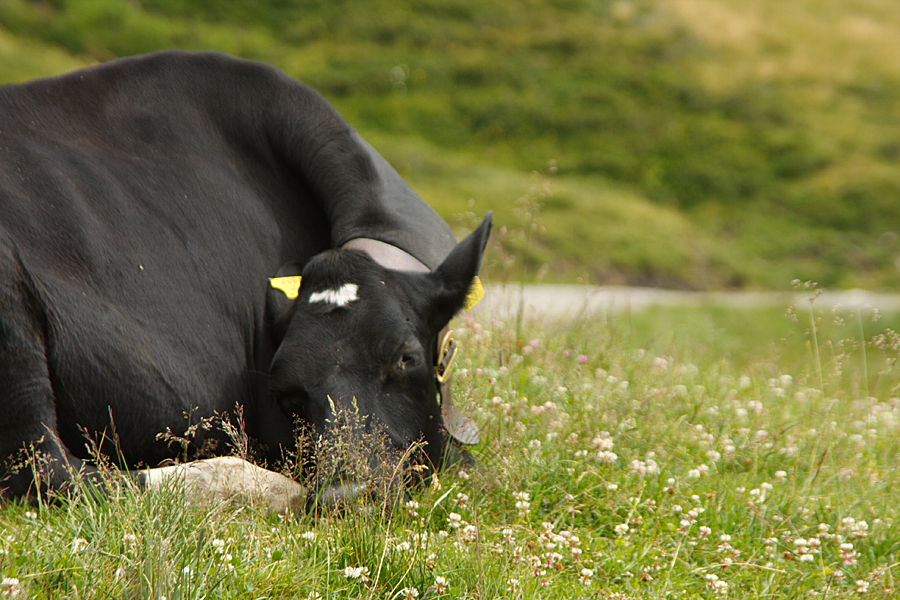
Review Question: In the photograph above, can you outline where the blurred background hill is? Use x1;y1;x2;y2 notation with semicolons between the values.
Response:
0;0;897;290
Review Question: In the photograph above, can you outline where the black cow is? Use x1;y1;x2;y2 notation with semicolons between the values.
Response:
0;51;491;506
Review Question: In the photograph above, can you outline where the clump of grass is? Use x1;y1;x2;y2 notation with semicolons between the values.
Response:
4;298;900;598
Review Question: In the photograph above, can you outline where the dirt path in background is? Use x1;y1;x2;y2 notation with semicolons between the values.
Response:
472;284;900;321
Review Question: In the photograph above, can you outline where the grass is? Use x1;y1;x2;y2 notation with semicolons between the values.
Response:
4;295;900;598
0;0;898;288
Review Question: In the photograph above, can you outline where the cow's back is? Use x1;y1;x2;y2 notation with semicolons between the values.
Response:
0;53;332;461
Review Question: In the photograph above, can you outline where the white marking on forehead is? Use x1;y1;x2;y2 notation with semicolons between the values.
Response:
309;283;359;307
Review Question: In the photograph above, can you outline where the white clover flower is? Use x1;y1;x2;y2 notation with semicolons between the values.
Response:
592;433;614;451
300;531;317;542
775;470;787;482
597;450;618;464
607;483;618;491
395;541;411;552
433;576;447;593
614;523;630;536
212;538;226;553
1;578;23;599
856;579;869;593
719;534;731;543
447;513;463;529
800;553;815;562
343;566;370;581
398;586;419;600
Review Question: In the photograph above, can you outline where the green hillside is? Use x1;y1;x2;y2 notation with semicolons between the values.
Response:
1;0;898;289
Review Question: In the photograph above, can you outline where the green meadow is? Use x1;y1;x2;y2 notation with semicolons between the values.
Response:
0;0;897;289
3;2;900;598
4;299;900;598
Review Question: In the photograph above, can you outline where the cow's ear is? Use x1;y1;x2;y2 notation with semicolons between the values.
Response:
427;212;492;328
267;262;304;344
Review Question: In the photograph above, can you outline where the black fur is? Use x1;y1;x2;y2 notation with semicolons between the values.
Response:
0;51;490;501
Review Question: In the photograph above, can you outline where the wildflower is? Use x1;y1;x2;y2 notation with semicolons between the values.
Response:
856;579;869;593
1;578;23;599
774;470;787;482
841;542;859;565
577;354;588;364
71;537;89;553
433;576;448;593
629;459;659;476
122;533;138;551
398;586;419;600
592;432;614;450
212;538;226;553
597;450;618;464
461;524;478;543
299;531;317;542
396;541;412;552
579;568;594;585
507;578;520;590
343;566;370;582
705;573;728;595
24;512;37;520
513;491;531;515
614;523;630;536
406;499;421;516
305;593;322;600
607;483;618;491
447;513;463;529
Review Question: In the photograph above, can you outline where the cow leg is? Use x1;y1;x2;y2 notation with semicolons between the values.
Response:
0;253;99;501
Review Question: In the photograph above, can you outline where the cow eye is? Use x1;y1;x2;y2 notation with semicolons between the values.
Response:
394;342;424;374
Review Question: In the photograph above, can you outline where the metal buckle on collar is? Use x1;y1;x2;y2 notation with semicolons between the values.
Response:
435;330;458;385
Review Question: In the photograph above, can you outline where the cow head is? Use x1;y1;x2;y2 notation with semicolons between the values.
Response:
267;213;491;508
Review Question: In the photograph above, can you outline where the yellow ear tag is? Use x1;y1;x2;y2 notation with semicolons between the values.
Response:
269;276;302;299
463;276;484;311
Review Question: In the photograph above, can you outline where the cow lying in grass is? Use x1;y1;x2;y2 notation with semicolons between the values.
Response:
0;51;490;511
